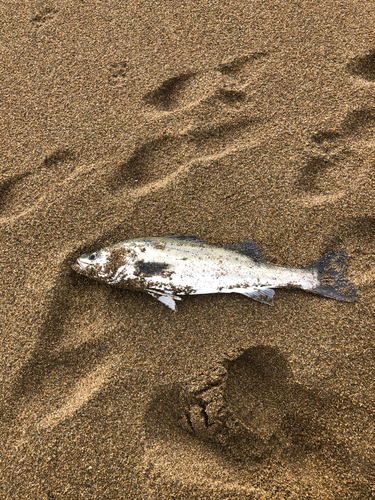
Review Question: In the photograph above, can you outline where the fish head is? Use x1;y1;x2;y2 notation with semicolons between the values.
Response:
72;249;111;280
72;244;137;283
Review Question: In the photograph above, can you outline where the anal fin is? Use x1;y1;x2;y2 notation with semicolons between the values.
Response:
241;288;275;306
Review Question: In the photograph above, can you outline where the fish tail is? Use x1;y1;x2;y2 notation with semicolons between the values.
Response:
304;251;356;302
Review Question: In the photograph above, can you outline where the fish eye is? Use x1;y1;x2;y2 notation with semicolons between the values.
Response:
89;252;97;261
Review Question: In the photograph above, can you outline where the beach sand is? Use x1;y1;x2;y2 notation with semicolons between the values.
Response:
1;1;375;498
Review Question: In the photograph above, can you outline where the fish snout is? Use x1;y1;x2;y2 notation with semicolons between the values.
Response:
71;258;85;274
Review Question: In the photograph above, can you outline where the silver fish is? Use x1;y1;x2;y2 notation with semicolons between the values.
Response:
72;236;356;311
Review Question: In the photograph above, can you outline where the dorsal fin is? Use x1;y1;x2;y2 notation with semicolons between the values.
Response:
225;239;266;262
163;235;203;243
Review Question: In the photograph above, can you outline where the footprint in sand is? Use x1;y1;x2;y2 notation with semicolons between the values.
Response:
296;107;375;204
142;52;268;113
106;53;269;197
110;116;261;191
296;48;375;206
142;72;198;112
8;275;121;432
144;347;374;496
108;60;128;86
217;52;268;83
347;48;375;82
30;5;57;24
0;149;77;220
176;347;349;461
325;217;375;291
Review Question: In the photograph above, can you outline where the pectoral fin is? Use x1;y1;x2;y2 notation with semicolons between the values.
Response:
157;295;178;310
241;288;275;305
147;291;181;311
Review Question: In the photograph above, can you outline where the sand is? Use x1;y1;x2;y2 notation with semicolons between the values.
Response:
1;1;375;498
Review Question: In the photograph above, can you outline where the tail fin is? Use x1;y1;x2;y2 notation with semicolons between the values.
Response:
305;251;356;302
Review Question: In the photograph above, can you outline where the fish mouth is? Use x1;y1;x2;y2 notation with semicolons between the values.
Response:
71;260;85;274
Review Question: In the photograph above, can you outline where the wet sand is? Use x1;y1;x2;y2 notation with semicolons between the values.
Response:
1;1;375;498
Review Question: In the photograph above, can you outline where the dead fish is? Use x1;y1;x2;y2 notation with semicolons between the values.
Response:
71;236;356;311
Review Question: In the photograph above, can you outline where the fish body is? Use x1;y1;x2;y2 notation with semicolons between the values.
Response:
72;236;356;311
